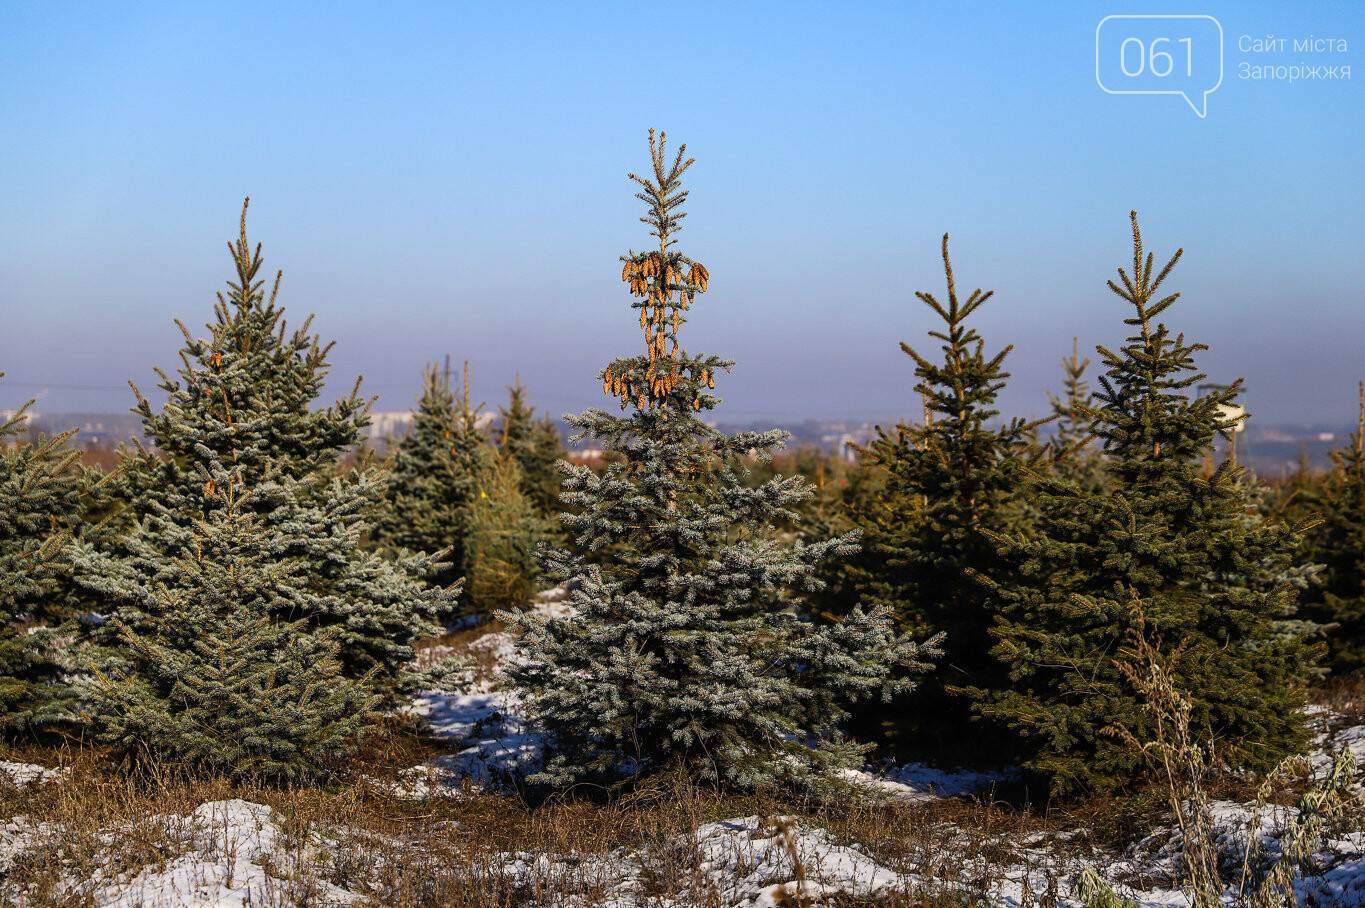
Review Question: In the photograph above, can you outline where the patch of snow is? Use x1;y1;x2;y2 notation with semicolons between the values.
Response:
466;630;518;666
0;761;68;788
91;799;359;907
0;815;56;875
1313;724;1365;779
363;764;468;801
406;688;547;792
694;815;904;906
839;762;1020;803
531;583;576;619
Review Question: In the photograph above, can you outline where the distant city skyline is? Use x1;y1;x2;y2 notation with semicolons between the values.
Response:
11;402;1354;481
3;2;1362;426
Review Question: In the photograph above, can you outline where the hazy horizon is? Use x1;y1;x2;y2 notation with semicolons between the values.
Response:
4;3;1362;426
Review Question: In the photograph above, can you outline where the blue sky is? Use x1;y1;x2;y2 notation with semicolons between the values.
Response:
2;1;1361;427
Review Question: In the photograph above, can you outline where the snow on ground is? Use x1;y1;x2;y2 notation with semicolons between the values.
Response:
1200;800;1365;907
465;629;519;667
838;762;1020;804
0;761;69;788
0;815;58;876
409;688;547;789
88;799;357;908
1314;722;1365;780
530;582;576;619
2;585;1362;906
488;813;913;907
693;815;905;906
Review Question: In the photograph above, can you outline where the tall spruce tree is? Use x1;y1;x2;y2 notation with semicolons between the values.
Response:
975;212;1314;795
847;237;1039;761
0;382;87;732
374;363;490;593
72;201;456;701
500;131;939;790
88;458;377;782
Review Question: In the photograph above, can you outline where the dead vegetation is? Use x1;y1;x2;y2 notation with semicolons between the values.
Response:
0;616;1359;907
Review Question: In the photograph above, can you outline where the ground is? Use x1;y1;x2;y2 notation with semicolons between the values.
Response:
0;586;1362;906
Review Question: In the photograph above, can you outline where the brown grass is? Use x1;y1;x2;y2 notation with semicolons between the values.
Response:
2;624;1359;907
0;739;1081;907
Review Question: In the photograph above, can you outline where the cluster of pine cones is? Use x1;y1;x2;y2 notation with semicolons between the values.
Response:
603;360;715;411
605;252;712;411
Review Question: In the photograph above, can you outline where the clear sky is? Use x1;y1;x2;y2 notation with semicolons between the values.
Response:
2;1;1361;428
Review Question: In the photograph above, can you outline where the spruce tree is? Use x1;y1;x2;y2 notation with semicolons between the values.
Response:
374;363;490;592
1302;382;1365;673
847;237;1039;761
976;212;1314;795
73;201;456;700
500;131;938;790
462;452;551;612
809;453;886;623
496;378;568;523
88;457;377;782
1048;338;1109;494
0;382;86;732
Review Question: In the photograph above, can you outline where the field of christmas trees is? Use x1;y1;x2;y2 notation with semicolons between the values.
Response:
2;133;1365;906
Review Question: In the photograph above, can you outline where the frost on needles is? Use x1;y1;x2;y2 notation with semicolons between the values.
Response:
69;201;463;771
499;131;942;792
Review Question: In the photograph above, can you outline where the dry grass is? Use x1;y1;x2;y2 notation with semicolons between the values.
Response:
2;621;1359;906
0;740;1079;907
2;733;1357;907
1309;672;1365;729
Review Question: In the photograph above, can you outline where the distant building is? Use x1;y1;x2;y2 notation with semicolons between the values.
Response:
363;410;496;446
820;431;862;462
566;447;604;463
365;411;415;443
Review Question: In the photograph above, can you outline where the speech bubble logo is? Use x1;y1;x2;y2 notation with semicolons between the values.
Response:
1096;15;1223;117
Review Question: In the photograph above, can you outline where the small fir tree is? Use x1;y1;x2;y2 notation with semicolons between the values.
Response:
462;452;552;612
88;458;377;782
846;237;1040;760
496;378;569;523
374;363;491;592
0;381;87;732
1302;382;1365;673
74;201;457;700
500;132;939;790
1047;338;1109;494
809;451;886;623
976;212;1315;795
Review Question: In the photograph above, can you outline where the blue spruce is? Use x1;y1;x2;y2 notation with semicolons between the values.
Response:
0;381;96;733
500;132;940;791
73;201;459;705
87;456;377;782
